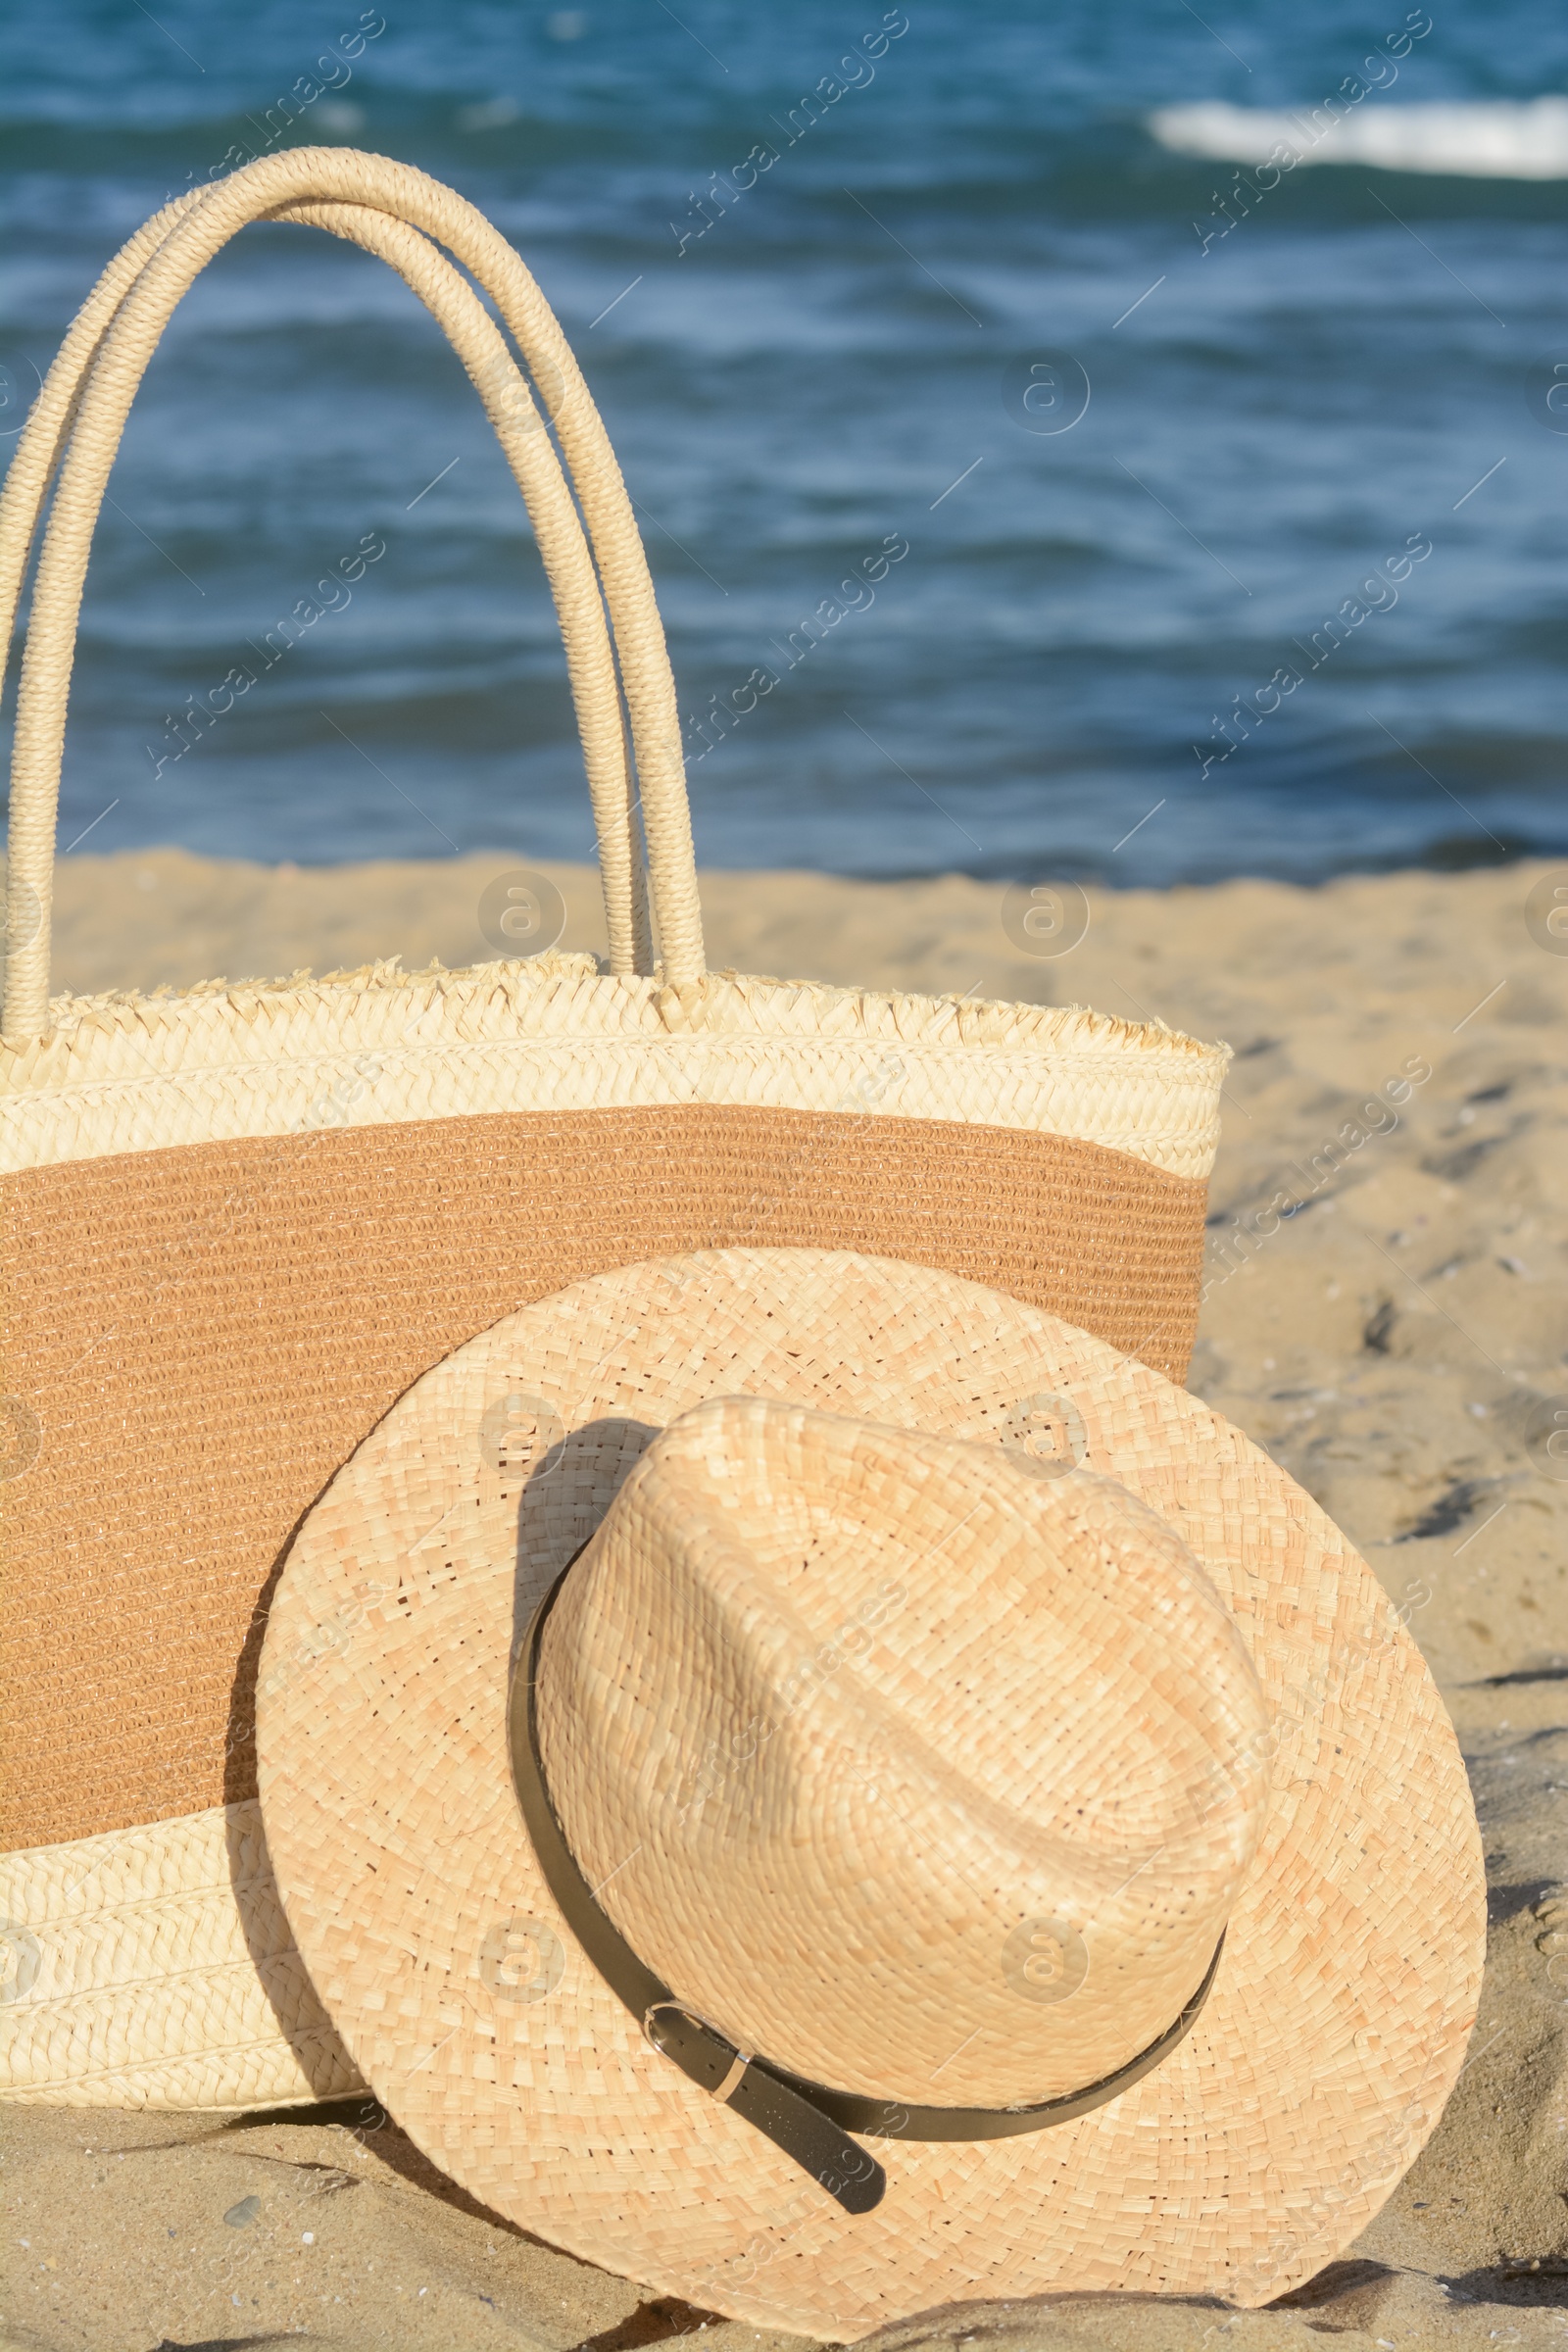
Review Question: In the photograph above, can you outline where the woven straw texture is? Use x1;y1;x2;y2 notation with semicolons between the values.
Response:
258;1249;1486;2340
1;157;1229;1905
0;1801;362;2108
3;1096;1210;1857
0;957;1226;1179
542;1397;1273;2107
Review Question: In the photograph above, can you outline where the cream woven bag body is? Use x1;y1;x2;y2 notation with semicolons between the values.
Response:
0;152;1227;2107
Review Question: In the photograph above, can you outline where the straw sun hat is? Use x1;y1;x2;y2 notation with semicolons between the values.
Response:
257;1248;1484;2339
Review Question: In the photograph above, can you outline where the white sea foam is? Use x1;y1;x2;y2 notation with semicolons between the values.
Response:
1149;97;1568;180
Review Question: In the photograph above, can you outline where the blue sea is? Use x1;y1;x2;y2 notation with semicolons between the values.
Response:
3;0;1568;885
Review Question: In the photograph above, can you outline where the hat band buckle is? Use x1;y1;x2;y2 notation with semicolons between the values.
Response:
643;2001;753;2103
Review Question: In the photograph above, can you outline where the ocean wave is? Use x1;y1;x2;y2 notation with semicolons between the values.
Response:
1148;97;1568;180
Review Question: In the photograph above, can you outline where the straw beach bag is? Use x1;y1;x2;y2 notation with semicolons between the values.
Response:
0;152;1227;2106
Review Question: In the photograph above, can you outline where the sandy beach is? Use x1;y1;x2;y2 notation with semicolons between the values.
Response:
4;850;1565;2351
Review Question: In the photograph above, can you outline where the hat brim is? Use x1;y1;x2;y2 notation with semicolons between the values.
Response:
256;1250;1484;2340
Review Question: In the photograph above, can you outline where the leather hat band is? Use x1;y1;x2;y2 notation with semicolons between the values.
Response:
508;1559;1223;2217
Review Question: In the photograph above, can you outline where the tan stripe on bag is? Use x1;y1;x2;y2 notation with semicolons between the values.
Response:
1;1102;1204;1852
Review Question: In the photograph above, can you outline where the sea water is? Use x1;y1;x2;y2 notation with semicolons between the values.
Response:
2;0;1566;886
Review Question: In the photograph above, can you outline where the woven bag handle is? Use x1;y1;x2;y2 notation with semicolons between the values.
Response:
0;184;654;985
2;150;706;1040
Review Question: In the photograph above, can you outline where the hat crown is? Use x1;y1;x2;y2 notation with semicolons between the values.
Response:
537;1396;1271;2108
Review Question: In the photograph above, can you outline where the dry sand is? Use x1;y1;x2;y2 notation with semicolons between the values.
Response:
3;850;1566;2351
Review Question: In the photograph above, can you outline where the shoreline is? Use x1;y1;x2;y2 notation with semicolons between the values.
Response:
28;843;1568;1004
